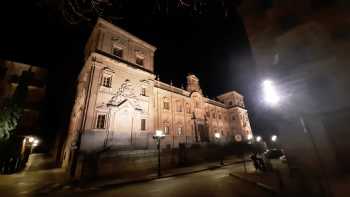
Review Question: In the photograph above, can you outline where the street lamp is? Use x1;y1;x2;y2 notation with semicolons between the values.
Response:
271;135;277;142
262;80;280;106
28;137;34;143
153;129;165;177
33;139;40;147
262;80;329;195
247;134;253;143
214;132;221;139
214;132;224;165
256;136;262;142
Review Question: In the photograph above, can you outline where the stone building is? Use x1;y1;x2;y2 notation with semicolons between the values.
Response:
61;18;252;174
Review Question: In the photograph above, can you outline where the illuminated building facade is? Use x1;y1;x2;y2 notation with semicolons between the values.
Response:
62;18;252;169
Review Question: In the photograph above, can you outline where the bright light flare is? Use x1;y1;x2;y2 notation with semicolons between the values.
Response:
33;139;40;147
256;136;262;142
214;132;221;139
262;80;280;105
271;135;277;142
247;134;253;140
155;130;165;137
28;137;34;143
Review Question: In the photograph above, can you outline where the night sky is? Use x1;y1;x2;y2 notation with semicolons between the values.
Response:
1;1;262;140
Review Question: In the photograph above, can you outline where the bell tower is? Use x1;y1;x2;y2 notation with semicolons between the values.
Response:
186;74;202;94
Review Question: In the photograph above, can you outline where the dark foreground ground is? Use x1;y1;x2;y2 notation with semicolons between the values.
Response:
50;164;275;197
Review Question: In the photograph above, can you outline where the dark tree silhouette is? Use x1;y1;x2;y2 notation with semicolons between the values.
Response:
0;68;32;141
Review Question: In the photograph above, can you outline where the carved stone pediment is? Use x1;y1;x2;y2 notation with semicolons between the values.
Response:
107;79;141;111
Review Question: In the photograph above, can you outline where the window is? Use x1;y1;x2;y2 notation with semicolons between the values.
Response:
141;87;146;96
112;47;123;58
176;102;182;112
102;75;112;88
163;101;170;110
206;111;210;118
177;127;183;135
96;114;106;129
213;113;216;118
219;114;221;120
136;56;144;66
186;104;191;114
232;115;235;121
229;101;233;106
141;119;146;131
164;126;169;135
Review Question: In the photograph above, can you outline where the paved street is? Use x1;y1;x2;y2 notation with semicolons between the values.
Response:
0;168;67;196
51;164;275;197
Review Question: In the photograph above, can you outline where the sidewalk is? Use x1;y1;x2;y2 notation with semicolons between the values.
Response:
229;159;305;197
0;168;68;196
229;162;281;194
0;157;245;195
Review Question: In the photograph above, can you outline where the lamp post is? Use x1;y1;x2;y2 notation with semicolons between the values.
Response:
244;134;254;173
153;130;165;177
262;79;333;195
214;132;224;165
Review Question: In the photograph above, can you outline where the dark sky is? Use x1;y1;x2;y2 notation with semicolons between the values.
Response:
0;0;260;138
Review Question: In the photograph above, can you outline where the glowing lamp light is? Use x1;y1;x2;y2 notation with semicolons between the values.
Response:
154;130;165;138
256;136;262;142
271;135;278;142
33;139;40;147
214;132;221;139
28;137;34;143
262;80;280;106
247;134;253;140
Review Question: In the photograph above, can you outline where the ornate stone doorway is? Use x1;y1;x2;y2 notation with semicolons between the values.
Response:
198;123;209;142
113;107;133;146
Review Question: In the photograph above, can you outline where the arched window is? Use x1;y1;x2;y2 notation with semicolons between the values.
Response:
177;127;183;135
164;126;170;135
96;113;107;129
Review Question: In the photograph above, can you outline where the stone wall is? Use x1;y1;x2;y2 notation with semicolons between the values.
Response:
78;144;235;180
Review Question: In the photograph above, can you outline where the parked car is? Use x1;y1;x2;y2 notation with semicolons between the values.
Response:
264;148;284;159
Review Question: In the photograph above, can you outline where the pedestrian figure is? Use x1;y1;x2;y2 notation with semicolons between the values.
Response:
250;153;261;171
257;154;266;172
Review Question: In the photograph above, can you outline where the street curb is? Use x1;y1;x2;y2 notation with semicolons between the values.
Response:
229;172;278;194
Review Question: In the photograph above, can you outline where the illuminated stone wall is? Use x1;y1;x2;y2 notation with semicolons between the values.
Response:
62;18;253;173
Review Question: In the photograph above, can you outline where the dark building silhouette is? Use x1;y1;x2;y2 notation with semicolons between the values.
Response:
239;1;350;196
